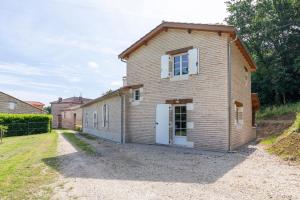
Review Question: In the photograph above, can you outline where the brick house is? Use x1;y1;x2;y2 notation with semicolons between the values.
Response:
50;96;91;128
0;91;45;114
82;22;260;151
60;105;83;130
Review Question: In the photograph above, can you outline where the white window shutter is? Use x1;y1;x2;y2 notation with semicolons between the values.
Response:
102;105;105;127
188;48;199;75
106;105;109;127
161;55;170;78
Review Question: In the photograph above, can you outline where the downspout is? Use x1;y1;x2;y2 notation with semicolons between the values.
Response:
227;34;238;152
120;57;127;144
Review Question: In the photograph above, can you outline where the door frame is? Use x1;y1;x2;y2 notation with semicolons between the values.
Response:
172;104;187;146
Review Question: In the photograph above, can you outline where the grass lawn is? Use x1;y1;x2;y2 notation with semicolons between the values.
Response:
62;131;96;155
0;132;58;200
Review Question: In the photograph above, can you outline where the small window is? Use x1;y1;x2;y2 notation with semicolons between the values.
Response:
174;105;187;136
85;112;88;128
93;111;97;128
133;89;140;101
173;53;189;76
235;102;243;127
8;102;16;110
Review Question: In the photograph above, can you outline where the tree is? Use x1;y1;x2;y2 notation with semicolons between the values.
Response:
43;106;51;114
225;0;300;105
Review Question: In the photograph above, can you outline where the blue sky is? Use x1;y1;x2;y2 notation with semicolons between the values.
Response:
0;0;228;105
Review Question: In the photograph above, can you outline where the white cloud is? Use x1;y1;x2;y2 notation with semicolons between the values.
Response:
0;89;58;106
110;81;123;87
88;61;99;69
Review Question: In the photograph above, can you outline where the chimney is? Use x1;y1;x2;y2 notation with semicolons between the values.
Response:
58;97;62;102
122;76;127;86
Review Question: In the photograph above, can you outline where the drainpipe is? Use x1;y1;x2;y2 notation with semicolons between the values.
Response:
227;34;238;152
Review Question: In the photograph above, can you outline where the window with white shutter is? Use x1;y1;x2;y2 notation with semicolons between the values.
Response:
93;111;97;128
235;102;243;128
102;104;109;128
161;55;170;78
188;48;199;75
85;112;88;128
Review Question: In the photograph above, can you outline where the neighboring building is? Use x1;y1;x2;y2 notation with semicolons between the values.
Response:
0;91;45;114
25;101;45;110
50;96;91;128
61;105;83;130
82;22;259;151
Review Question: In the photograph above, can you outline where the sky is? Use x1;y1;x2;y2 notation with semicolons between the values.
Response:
0;0;228;106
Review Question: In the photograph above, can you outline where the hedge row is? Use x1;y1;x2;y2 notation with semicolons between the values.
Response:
0;113;52;136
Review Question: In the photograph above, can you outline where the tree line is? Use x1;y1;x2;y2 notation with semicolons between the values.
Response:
225;0;300;105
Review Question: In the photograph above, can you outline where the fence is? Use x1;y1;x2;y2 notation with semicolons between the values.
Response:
0;121;52;137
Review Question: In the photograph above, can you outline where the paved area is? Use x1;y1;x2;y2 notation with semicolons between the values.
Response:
51;132;300;200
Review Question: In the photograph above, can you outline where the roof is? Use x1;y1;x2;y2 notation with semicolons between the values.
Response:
0;91;46;113
25;101;45;107
50;96;92;104
118;21;256;71
61;105;82;111
81;84;143;108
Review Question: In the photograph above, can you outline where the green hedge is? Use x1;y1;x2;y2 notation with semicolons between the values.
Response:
0;114;52;137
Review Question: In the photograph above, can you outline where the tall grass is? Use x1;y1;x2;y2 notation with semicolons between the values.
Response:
256;101;300;120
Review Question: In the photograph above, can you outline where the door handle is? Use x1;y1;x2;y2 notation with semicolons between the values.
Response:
155;122;159;125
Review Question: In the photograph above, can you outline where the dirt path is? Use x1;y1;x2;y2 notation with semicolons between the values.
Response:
51;132;300;200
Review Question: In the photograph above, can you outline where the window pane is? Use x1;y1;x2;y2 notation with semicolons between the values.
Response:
182;54;188;62
174;56;180;63
182;54;189;75
181;106;186;113
180;129;187;136
175;106;180;113
175;129;181;136
175;113;181;121
181;122;187;129
135;90;140;100
174;65;180;76
175;122;180;129
181;114;186;121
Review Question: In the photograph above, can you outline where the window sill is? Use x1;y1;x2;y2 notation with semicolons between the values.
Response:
170;75;189;81
131;101;141;106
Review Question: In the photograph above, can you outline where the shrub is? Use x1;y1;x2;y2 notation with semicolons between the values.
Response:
0;114;52;137
256;101;300;120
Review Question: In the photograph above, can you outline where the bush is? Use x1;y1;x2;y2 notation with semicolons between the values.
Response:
256;101;300;120
0;114;52;137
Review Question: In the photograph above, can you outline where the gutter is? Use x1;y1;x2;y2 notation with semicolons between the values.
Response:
227;34;238;152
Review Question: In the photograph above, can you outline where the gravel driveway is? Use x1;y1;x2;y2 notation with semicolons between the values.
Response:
51;132;300;200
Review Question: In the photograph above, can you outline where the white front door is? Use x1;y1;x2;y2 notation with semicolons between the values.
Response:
155;104;170;145
173;105;187;146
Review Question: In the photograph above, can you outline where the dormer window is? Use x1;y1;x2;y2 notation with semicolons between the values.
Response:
174;53;189;76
